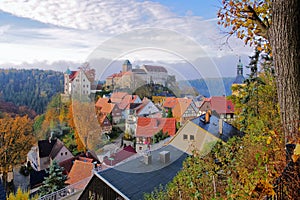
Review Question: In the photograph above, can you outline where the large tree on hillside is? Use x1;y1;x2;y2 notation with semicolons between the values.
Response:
0;115;35;191
218;0;300;145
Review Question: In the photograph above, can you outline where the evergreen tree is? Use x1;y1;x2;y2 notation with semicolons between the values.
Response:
166;109;173;118
39;160;68;196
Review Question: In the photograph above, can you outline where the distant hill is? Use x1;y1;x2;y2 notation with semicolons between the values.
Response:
0;68;63;114
178;77;236;97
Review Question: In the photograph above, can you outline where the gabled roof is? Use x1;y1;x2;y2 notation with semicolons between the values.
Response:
95;145;188;200
207;96;235;114
172;98;193;120
103;145;137;166
191;114;244;142
143;65;168;73
49;139;64;159
136;117;176;137
66;160;94;187
38;139;57;158
163;97;177;108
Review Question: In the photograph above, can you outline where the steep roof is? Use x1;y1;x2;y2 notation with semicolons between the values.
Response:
103;145;136;166
143;65;168;73
172;98;193;120
136;117;176;137
191;114;244;142
95;145;188;200
210;96;235;114
38;139;57;158
66;160;94;187
49;139;64;159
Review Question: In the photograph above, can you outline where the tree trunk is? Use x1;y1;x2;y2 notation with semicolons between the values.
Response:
270;0;300;144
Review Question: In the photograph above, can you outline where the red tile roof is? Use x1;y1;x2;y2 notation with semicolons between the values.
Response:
110;92;129;103
65;160;94;188
103;145;136;166
205;96;234;114
163;97;177;108
107;72;126;79
136;117;176;137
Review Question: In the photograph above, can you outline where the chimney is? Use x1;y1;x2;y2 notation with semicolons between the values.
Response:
219;119;223;134
144;153;152;165
159;151;170;164
205;110;211;123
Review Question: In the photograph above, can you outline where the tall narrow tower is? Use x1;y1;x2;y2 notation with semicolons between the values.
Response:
233;57;245;84
122;60;132;72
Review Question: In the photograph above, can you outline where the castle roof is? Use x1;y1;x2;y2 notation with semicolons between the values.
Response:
143;65;167;73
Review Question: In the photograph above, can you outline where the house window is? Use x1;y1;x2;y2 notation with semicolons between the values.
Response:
183;134;188;140
139;146;142;151
83;79;85;82
190;135;195;141
61;152;63;156
65;152;67;155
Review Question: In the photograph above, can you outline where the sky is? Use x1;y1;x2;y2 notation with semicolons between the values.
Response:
0;0;253;79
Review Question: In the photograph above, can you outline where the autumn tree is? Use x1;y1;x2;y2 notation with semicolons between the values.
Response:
71;100;104;152
0;115;35;191
7;187;38;200
67;102;86;153
218;0;300;146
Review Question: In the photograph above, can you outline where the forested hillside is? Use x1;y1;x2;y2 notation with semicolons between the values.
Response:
0;68;63;114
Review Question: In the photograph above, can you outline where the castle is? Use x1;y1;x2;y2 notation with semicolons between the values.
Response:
105;60;176;90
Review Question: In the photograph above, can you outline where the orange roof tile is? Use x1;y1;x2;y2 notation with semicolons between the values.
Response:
163;97;177;108
136;117;176;137
95;97;115;114
172;98;193;120
65;160;94;188
110;92;129;103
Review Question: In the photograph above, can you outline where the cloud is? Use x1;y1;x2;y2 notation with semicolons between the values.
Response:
0;0;252;66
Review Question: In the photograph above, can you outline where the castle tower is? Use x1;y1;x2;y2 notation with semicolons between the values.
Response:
122;60;132;72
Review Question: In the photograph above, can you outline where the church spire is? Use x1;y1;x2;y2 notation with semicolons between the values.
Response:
233;57;245;84
237;56;243;76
